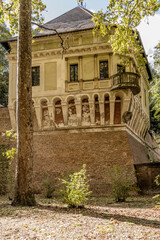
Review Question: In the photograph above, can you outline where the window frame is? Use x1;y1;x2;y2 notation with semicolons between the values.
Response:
99;60;109;80
32;66;40;87
70;64;78;82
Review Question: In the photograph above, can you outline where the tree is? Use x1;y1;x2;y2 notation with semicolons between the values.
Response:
0;0;46;206
150;45;160;135
0;24;11;107
89;0;160;69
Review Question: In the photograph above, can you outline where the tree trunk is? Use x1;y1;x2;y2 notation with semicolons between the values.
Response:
12;0;36;206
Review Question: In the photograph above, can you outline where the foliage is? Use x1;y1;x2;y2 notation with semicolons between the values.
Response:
0;145;9;195
0;24;11;107
106;166;137;202
92;0;160;70
0;0;46;35
42;175;55;198
152;175;160;207
0;130;16;196
2;130;17;160
60;164;92;208
150;45;160;134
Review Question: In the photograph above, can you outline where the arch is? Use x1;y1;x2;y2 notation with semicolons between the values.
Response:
81;94;91;102
114;96;121;124
81;96;90;126
65;95;75;103
52;96;62;104
102;92;111;100
38;97;49;105
94;95;100;125
92;93;100;101
104;94;110;124
114;90;125;100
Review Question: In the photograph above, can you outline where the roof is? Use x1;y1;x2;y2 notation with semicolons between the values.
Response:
0;6;152;80
36;6;94;37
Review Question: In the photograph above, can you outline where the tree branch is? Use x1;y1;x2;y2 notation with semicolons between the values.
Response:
31;21;69;54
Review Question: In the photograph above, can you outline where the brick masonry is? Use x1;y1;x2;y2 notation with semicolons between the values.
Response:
33;130;136;195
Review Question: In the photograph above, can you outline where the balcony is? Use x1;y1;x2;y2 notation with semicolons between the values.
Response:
110;72;140;95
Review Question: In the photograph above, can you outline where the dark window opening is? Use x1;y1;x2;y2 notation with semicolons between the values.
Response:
70;64;78;82
32;66;40;86
117;64;125;73
99;61;109;79
114;96;121;124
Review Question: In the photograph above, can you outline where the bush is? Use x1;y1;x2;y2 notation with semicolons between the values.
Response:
152;175;160;207
106;166;137;202
42;176;55;198
60;164;92;208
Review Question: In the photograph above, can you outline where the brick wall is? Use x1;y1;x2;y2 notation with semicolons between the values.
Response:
33;130;137;195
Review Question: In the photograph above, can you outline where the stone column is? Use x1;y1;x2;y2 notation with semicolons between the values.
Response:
34;103;42;129
8;106;16;130
65;57;68;81
94;54;98;79
75;100;82;126
62;101;68;126
79;56;83;81
110;97;115;125
65;58;68;92
99;100;105;125
94;54;98;89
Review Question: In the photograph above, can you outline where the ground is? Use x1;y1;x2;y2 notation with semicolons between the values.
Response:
0;195;160;239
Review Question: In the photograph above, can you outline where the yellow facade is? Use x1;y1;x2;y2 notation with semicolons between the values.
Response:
7;27;150;140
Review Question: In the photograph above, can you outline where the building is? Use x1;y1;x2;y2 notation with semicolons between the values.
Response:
1;6;160;194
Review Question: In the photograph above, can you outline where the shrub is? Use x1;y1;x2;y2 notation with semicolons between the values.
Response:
106;166;137;202
42;176;55;198
152;175;160;207
60;164;92;208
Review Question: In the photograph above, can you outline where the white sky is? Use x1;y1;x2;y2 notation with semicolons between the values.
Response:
137;14;160;62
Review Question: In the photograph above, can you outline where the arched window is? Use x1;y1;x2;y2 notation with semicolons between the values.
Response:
104;95;110;124
94;95;100;125
68;98;77;126
41;100;49;128
54;99;64;127
82;97;90;125
114;96;121;124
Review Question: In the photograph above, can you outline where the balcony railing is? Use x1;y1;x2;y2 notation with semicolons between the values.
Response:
110;72;140;95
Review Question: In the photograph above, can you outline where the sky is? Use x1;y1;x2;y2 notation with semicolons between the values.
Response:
42;0;160;62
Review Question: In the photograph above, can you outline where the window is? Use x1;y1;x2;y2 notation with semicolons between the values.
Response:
99;61;108;79
32;66;40;86
117;64;125;73
70;64;78;82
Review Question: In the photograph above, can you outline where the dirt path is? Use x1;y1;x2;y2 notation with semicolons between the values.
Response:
0;196;160;239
